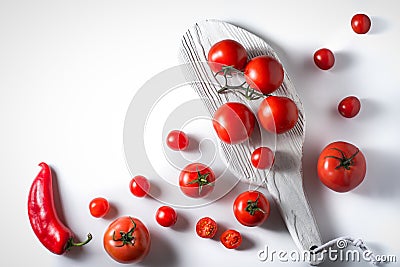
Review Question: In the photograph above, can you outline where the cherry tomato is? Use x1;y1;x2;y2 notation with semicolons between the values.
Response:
251;147;275;169
213;102;256;144
220;229;242;249
196;217;218;239
166;130;189;151
257;96;298;134
313;48;335;70
129;175;150;198
155;206;177;227
351;14;371;34
338;96;361;118
208;39;248;73
233;191;270;227
89;197;110;218
244;55;284;95
103;216;150;264
179;163;216;198
317;141;366;192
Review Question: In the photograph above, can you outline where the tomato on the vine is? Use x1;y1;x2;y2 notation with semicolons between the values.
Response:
129;175;150;198
251;147;275;169
244;55;284;95
220;229;242;249
155;206;177;227
233;191;270;227
166;130;189;151
257;96;298;134
208;39;248;73
196;217;217;239
179;163;216;198
89;197;110;218
103;216;151;264
313;48;335;70
338;96;361;118
213;102;256;144
351;14;371;34
317;141;366;192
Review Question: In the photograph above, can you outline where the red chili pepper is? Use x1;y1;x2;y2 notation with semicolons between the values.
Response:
28;162;92;254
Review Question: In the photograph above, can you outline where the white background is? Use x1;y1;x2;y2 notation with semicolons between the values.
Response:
1;0;400;266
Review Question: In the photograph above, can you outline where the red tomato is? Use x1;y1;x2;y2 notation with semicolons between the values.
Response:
351;14;371;34
103;216;150;264
89;197;110;218
155;206;177;227
317;141;366;192
208;39;248;73
129;176;150;198
196;217;217;239
213;102;256;144
257;96;298;134
338;96;361;118
244;55;284;95
313;48;335;70
166;130;189;151
179;163;216;198
251;147;275;169
220;229;242;249
233;191;270;227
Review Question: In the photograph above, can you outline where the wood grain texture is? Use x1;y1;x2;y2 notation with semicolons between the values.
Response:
179;20;323;265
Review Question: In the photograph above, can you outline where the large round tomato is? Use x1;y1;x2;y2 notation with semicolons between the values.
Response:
317;141;366;192
213;102;256;144
179;163;216;198
103;216;151;264
208;39;248;73
257;96;298;134
233;191;270;227
244;55;284;95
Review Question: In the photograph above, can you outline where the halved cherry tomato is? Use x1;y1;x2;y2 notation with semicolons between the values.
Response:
314;48;335;70
220;229;242;249
166;130;189;151
179;163;216;198
196;217;217;239
251;147;275;169
208;39;248;73
338;96;361;118
351;14;371;34
155;206;177;227
129;176;150;198
89;197;110;218
233;191;270;227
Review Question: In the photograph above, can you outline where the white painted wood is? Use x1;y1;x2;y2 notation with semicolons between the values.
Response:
179;20;324;265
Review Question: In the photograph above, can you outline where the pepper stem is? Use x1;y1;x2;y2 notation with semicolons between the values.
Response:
65;233;92;251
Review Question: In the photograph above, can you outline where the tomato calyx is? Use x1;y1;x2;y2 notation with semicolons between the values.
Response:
245;194;266;216
112;217;137;247
325;148;360;170
65;233;93;251
187;168;214;194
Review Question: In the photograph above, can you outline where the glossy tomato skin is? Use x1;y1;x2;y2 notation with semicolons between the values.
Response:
213;102;256;144
317;141;366;192
104;216;150;264
208;39;248;73
314;48;335;70
220;229;242;249
351;14;371;34
129;176;150;197
244;55;284;95
251;147;275;169
196;217;218;239
338;96;361;118
179;163;216;198
166;130;189;151
257;96;298;134
233;191;270;227
155;206;177;227
89;197;110;218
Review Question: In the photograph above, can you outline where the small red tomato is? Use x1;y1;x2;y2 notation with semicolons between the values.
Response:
208;39;248;73
89;197;110;218
129;176;150;197
251;147;275;169
213;102;256;144
244;55;284;95
166;130;189;151
351;14;371;34
314;48;335;70
155;206;177;227
220;229;242;249
196;217;218;239
338;96;361;118
179;163;216;198
233;191;270;227
257;96;299;134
